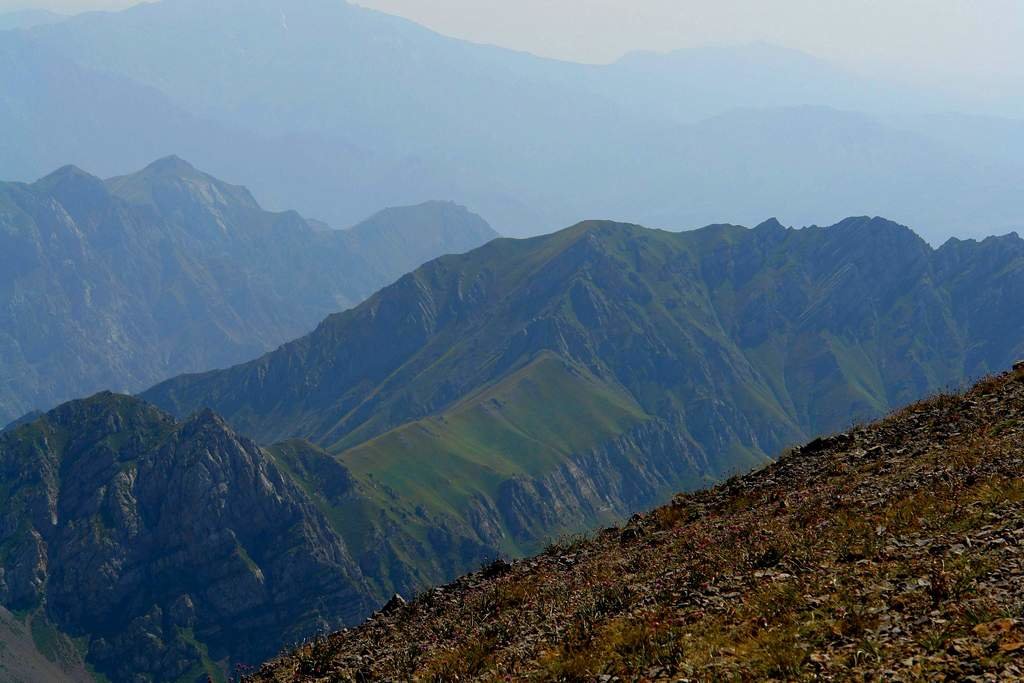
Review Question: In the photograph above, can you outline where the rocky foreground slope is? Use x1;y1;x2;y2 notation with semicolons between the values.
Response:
252;367;1024;681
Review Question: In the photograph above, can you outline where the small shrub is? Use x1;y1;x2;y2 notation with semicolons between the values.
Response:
420;636;498;681
763;629;808;678
294;637;334;678
835;514;882;562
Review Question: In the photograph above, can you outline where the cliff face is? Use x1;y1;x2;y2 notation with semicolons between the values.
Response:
470;418;708;549
0;394;375;681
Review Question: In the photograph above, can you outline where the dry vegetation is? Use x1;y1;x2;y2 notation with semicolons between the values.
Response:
250;368;1024;681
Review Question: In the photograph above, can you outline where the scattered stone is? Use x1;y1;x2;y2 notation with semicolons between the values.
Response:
480;558;513;579
619;527;645;544
380;594;407;614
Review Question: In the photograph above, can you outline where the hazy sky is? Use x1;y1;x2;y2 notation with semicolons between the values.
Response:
3;0;1021;88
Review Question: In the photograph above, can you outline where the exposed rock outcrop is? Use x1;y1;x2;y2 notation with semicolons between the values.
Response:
0;394;375;681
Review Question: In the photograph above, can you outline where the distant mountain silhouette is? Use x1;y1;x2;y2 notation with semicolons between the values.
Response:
0;8;65;31
0;0;1018;240
0;157;497;423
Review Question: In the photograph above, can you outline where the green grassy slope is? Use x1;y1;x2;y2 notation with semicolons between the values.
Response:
340;353;649;512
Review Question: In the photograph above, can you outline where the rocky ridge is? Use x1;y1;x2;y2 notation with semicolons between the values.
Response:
0;393;376;681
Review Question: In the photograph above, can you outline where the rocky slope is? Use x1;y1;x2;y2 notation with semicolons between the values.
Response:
251;366;1024;681
0;157;497;423
145;218;1024;575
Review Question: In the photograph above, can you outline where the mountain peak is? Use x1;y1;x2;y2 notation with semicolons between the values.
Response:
754;217;786;232
142;154;199;175
562;219;648;237
828;216;926;244
34;391;174;444
148;0;356;19
341;200;500;276
106;156;261;212
942;231;1024;248
178;405;247;444
349;200;494;235
185;406;230;431
34;163;98;187
31;164;112;216
0;165;499;426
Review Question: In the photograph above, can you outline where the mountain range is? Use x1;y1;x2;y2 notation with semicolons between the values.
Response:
0;156;497;425
3;2;1023;681
1;0;1023;241
147;216;1024;452
2;214;1023;680
140;217;1024;571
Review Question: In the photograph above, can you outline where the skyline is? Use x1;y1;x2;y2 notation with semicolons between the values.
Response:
1;0;1021;99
